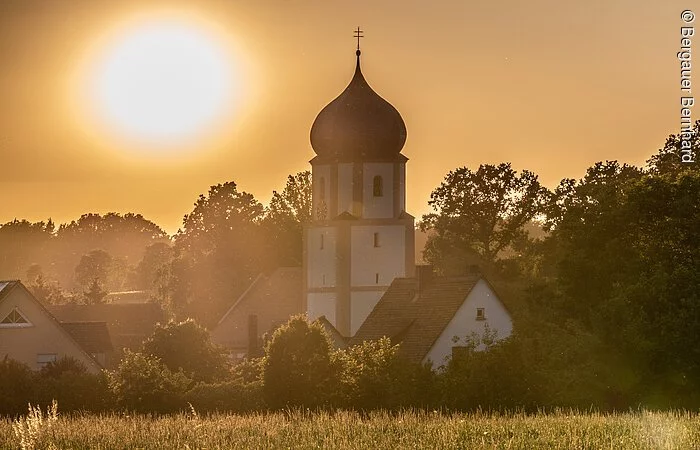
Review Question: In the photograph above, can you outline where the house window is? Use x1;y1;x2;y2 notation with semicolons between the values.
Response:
373;232;380;247
373;176;383;197
36;353;57;369
319;177;326;201
0;308;31;328
476;308;486;321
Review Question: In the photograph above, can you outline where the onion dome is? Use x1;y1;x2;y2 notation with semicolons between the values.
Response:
310;50;407;160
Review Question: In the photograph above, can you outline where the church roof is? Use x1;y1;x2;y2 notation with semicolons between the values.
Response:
310;50;407;162
349;275;484;364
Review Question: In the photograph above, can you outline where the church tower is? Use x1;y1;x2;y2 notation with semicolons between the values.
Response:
304;30;415;337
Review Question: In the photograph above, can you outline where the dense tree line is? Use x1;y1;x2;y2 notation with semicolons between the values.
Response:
0;172;311;326
1;121;698;412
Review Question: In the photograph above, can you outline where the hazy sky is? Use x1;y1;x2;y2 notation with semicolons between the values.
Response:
0;1;692;234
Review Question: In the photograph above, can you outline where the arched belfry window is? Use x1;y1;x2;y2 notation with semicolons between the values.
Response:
319;177;326;200
373;176;383;197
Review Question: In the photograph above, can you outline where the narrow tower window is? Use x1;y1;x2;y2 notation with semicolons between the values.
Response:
373;232;380;247
320;233;324;250
375;273;380;284
319;177;326;200
373;175;383;197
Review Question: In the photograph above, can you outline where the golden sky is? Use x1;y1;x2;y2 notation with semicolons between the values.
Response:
0;0;691;234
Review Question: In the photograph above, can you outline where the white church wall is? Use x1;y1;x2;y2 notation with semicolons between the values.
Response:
362;163;394;218
307;293;336;325
312;165;331;218
422;279;513;369
350;225;406;286
337;163;354;214
350;291;384;335
306;227;337;288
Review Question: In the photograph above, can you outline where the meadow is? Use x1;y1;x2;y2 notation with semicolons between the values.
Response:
2;407;699;450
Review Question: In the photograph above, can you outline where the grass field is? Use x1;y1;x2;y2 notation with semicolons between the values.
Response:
2;408;699;449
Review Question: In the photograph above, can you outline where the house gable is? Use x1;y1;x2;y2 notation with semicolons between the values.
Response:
210;267;303;358
350;274;513;369
0;281;103;373
422;278;513;369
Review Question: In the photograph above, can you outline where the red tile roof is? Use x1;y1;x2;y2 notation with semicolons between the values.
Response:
349;275;481;364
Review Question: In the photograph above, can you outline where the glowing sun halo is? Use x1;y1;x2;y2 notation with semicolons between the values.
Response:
91;20;233;146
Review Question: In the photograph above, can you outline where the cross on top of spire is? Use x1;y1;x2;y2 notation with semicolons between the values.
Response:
354;27;364;54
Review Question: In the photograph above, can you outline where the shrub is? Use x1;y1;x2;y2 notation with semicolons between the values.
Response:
0;357;37;416
108;350;191;413
185;380;264;413
142;319;230;383
335;338;437;410
262;315;336;409
36;357;112;413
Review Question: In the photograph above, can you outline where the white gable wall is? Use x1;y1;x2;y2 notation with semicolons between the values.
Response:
422;279;513;369
0;286;101;373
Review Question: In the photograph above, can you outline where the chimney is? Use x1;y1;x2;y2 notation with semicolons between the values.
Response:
247;314;259;358
416;264;434;293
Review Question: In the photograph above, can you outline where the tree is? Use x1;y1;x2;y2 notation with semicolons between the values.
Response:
74;249;115;292
420;163;548;272
82;278;107;304
646;119;699;175
262;315;335;409
132;242;174;290
54;212;169;290
142;319;229;383
541;161;644;319
25;265;68;305
262;171;312;266
170;181;266;325
0;219;54;282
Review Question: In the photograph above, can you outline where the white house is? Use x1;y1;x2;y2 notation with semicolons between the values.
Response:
349;266;513;369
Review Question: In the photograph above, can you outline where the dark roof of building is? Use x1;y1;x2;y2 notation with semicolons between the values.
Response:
310;50;407;162
349;276;483;364
316;315;348;349
49;303;165;352
60;322;113;354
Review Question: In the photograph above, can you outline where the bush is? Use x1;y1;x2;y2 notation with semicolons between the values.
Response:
0;357;37;416
36;357;112;413
334;338;438;410
108;350;191;413
262;315;336;409
185;380;264;413
143;319;229;383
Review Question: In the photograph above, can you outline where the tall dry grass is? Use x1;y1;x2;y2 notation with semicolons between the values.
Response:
1;407;699;449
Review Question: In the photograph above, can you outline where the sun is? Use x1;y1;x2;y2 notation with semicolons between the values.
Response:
90;19;234;146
